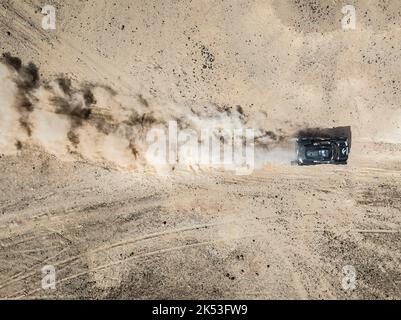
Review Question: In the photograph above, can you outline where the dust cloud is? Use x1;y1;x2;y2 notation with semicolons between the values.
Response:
0;54;296;172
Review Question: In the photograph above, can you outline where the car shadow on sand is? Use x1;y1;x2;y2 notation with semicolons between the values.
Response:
295;126;352;150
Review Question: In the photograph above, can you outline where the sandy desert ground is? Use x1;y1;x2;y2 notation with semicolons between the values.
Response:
0;0;401;299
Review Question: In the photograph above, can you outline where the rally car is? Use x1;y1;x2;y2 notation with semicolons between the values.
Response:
296;137;349;165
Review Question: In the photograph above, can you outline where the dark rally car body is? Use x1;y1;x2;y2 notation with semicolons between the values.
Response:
296;137;349;165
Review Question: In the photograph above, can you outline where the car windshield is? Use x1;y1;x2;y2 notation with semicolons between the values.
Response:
332;144;339;158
